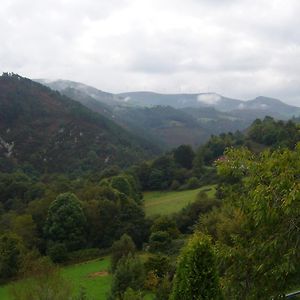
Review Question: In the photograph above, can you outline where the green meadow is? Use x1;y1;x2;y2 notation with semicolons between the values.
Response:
144;185;216;216
0;258;111;300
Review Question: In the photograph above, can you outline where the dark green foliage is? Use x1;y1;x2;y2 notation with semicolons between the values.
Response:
206;146;300;299
200;131;244;164
149;231;172;253
100;174;142;203
110;254;145;299
171;234;222;300
248;117;300;148
151;216;179;239
186;177;200;189
0;233;24;280
0;172;43;211
145;255;173;278
110;176;132;198
148;169;165;190
170;180;180;190
175;192;221;233
83;185;148;249
155;275;173;300
47;243;68;263
44;193;87;251
173;145;195;169
111;234;136;272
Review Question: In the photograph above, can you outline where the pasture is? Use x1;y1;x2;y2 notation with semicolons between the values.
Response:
144;185;216;216
0;258;111;300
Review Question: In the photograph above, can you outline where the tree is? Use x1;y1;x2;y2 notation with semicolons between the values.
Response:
0;233;24;280
149;231;172;253
47;243;68;263
111;234;136;272
44;193;86;251
151;216;179;238
209;146;300;299
11;214;37;249
110;254;145;299
171;233;222;300
174;145;195;169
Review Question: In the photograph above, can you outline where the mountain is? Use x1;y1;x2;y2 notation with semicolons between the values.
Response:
37;79;122;107
119;92;300;119
0;73;159;173
36;79;300;149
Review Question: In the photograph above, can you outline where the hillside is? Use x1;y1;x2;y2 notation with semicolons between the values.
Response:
112;105;210;148
0;73;158;173
119;91;300;119
37;79;300;149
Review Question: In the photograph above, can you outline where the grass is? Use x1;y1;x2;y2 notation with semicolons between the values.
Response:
0;258;112;300
144;185;216;217
63;257;111;299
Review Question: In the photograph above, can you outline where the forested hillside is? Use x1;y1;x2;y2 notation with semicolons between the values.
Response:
0;74;159;174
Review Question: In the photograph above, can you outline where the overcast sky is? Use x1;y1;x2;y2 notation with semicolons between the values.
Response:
1;0;300;104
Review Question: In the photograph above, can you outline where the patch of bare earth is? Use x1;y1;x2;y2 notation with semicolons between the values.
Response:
88;271;109;278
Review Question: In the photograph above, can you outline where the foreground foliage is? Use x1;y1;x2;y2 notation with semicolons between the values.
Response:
171;234;222;300
201;145;300;299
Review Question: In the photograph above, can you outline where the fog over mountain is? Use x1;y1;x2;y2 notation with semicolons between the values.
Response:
35;78;300;149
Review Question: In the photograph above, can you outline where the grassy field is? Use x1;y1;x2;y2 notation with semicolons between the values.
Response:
0;258;112;300
144;185;216;216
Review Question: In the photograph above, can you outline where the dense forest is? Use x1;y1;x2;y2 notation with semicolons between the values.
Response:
1;76;300;299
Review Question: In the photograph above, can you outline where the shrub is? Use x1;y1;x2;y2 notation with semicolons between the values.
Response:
170;180;180;191
171;233;222;300
186;177;200;189
111;234;136;272
48;243;68;263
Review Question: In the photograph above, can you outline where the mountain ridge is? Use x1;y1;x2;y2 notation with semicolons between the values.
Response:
0;74;159;173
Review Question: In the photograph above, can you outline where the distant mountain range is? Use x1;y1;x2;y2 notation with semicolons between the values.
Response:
119;91;300;119
0;74;158;173
36;79;300;149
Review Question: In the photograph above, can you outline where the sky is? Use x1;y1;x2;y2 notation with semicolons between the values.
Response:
1;0;300;105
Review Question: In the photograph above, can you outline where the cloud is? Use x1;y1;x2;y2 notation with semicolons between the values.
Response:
0;0;300;105
197;94;221;105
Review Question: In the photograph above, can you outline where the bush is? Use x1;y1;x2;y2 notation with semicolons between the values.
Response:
110;254;145;299
171;234;222;300
0;233;24;280
186;177;200;189
149;231;172;253
170;180;180;191
48;243;68;263
111;234;136;272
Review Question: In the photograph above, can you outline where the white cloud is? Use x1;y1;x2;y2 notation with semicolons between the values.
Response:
197;94;221;105
0;0;300;105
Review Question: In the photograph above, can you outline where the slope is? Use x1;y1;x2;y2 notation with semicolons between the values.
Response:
0;73;158;173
